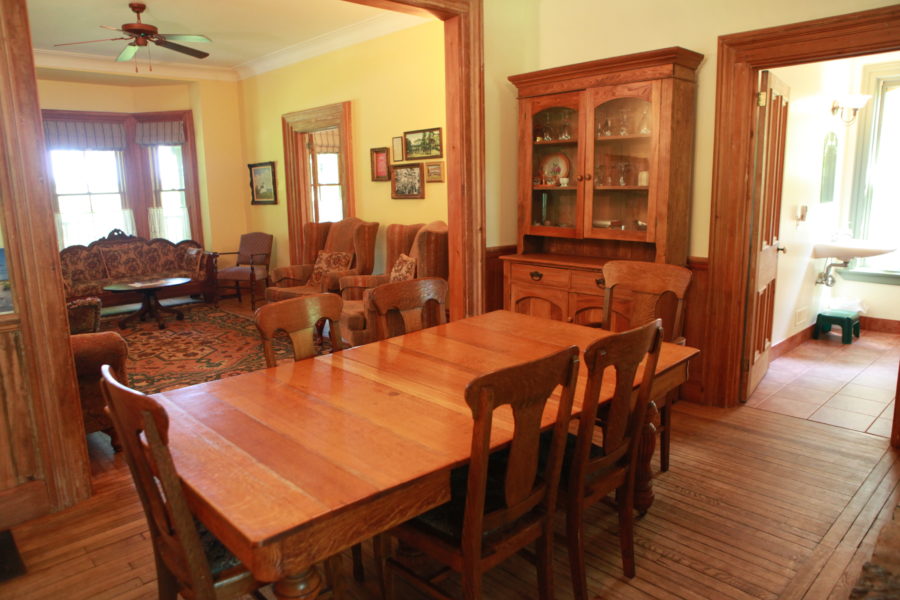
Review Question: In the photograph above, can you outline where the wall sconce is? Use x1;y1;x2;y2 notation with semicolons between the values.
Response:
831;94;871;124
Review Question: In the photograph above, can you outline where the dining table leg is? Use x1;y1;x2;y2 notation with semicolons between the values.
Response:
634;399;660;515
273;566;324;600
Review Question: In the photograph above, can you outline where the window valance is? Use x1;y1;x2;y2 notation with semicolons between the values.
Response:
43;120;126;150
136;120;185;146
311;128;340;153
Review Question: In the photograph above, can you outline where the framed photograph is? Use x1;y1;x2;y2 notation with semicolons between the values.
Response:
403;127;443;160
391;162;425;199
370;147;390;181
392;136;405;162
424;161;444;183
248;161;277;205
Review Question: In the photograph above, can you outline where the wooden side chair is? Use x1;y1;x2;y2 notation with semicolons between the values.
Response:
565;319;663;599
368;277;448;340
253;293;344;367
375;345;580;600
601;260;691;472
100;364;347;600
217;232;274;311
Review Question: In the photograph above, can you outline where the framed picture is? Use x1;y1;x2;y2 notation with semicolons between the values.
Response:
370;147;390;181
424;161;444;182
391;162;425;199
403;127;443;160
248;161;277;205
392;136;405;162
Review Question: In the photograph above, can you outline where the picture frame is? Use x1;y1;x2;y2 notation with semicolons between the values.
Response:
392;136;405;162
403;127;443;160
248;161;277;205
391;162;425;199
370;147;390;181
424;161;444;183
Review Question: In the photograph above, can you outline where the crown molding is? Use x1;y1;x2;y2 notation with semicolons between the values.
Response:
234;12;427;80
33;49;239;82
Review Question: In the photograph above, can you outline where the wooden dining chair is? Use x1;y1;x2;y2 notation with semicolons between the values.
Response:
565;319;662;599
99;364;346;600
601;260;691;472
375;344;580;600
253;293;344;367
368;277;448;340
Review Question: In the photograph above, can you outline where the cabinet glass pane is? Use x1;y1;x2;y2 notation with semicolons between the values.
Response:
531;106;578;230
590;97;651;235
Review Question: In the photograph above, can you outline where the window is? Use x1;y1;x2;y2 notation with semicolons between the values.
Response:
308;128;344;222
43;110;201;248
850;64;900;272
50;149;133;248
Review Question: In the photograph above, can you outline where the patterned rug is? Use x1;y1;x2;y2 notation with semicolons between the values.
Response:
100;303;291;394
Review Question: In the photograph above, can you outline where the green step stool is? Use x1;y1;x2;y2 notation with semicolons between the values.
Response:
813;309;861;344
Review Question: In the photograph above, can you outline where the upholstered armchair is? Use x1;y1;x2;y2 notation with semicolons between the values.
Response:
67;298;128;451
339;221;448;347
265;217;378;302
217;232;274;311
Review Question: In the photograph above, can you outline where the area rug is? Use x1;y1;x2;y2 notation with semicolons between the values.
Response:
100;303;291;394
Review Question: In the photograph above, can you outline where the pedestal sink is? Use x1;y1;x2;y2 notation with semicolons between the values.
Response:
813;240;896;286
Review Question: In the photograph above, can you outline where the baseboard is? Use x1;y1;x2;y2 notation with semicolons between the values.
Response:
860;316;900;334
771;325;815;360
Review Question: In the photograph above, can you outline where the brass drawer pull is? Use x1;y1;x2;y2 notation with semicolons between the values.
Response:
529;271;543;281
595;277;605;287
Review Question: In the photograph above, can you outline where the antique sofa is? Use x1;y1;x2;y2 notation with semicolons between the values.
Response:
59;229;218;307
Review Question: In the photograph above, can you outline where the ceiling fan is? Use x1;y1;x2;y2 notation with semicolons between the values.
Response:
54;2;211;63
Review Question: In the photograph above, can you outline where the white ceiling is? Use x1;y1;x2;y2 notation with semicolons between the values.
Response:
27;0;429;80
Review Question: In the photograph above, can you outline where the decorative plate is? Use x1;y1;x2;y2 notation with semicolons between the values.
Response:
539;152;571;179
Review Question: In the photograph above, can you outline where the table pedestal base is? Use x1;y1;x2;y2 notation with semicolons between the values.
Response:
118;290;184;329
273;567;323;600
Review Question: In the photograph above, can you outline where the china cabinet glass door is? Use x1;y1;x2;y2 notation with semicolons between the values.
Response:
525;93;581;237
586;81;658;241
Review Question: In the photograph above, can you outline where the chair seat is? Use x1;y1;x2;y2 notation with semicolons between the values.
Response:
218;265;268;281
340;299;366;330
265;285;320;302
195;518;242;576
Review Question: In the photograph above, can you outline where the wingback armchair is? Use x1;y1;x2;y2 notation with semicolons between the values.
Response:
266;217;378;302
339;221;448;347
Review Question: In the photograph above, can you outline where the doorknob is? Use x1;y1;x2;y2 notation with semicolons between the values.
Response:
776;244;787;254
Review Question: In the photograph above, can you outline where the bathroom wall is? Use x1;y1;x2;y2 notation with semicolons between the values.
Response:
770;51;900;342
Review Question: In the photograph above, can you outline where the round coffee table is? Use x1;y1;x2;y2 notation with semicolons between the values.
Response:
103;277;191;329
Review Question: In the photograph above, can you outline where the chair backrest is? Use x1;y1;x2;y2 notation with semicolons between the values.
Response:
601;260;692;343
253;293;344;367
302;218;379;276
236;232;274;267
100;365;217;600
368;277;448;340
384;223;425;271
569;320;663;502
383;221;449;280
462;345;579;557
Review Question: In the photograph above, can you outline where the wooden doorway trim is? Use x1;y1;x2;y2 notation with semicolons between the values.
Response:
344;0;485;319
705;5;900;407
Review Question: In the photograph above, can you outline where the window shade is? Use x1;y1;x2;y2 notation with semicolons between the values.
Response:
136;121;185;146
43;120;126;150
310;128;340;153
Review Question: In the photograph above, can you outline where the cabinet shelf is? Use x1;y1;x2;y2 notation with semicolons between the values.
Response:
534;139;578;146
595;134;651;142
595;185;648;191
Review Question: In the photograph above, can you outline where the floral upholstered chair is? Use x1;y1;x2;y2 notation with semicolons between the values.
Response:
265;217;378;302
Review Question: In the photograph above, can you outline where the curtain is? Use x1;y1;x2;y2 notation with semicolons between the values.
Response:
148;206;190;243
310;128;340;153
136;121;185;146
43;120;126;150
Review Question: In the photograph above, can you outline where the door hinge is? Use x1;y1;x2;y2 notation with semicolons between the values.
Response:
757;91;767;107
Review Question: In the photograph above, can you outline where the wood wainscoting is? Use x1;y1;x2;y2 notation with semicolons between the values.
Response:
485;245;515;313
681;257;709;404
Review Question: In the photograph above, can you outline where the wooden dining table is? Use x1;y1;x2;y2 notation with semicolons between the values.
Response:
155;310;699;599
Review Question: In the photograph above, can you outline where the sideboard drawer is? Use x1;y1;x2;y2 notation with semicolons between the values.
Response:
570;270;606;295
509;263;570;288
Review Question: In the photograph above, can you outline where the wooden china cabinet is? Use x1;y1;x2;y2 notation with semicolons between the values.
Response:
501;47;703;325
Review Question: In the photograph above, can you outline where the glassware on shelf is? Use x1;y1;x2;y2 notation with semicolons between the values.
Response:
559;113;572;140
617;109;631;135
616;161;630;186
598;115;612;137
637;108;651;134
541;113;555;141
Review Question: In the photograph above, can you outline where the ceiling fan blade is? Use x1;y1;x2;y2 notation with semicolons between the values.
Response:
153;39;209;59
116;44;139;62
100;25;124;32
54;37;129;47
158;34;211;43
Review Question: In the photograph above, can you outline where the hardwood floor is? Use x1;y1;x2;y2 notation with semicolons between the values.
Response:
2;398;898;599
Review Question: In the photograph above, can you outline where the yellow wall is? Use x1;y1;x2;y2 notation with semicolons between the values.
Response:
483;0;899;254
37;80;191;113
239;20;446;269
